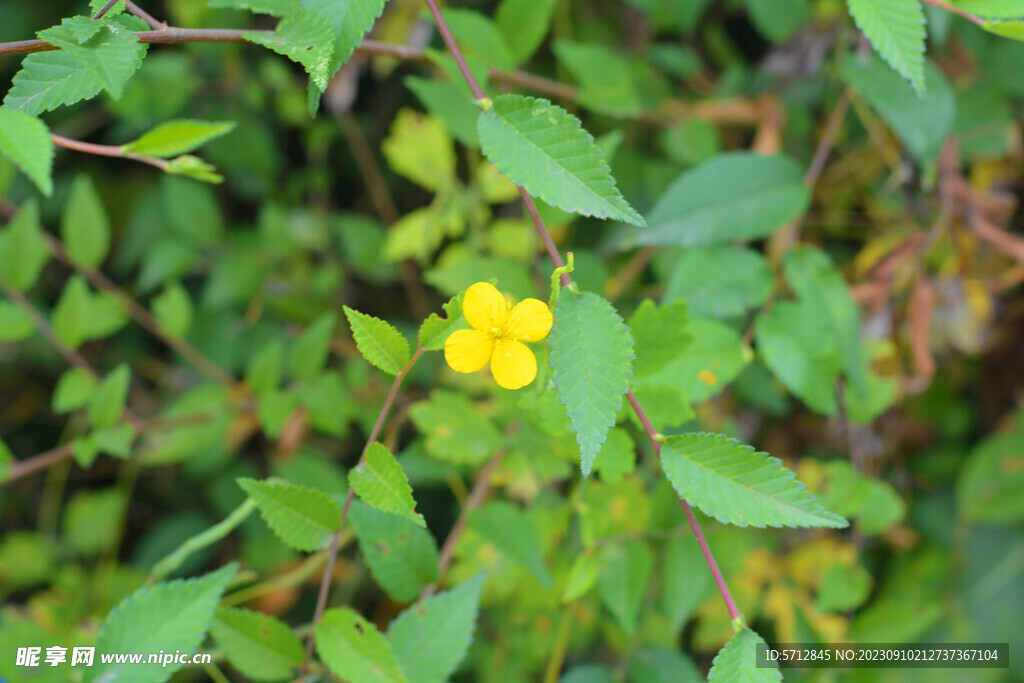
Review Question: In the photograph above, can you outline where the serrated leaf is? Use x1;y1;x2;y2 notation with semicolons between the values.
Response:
53;368;98;414
660;432;849;529
418;292;467;351
316;608;407;683
246;8;336;91
165;154;225;183
409;390;503;465
238;478;342;552
88;364;130;429
83;563;237;683
210;607;304;682
289;311;336;380
755;301;843;414
549;291;634;476
637;153;810;247
303;0;387;81
62;174;110;269
597;539;653;634
124;120;237;158
495;0;558;66
152;282;193;338
389;573;485;683
845;0;926;93
343;306;411;376
349;502;438;602
349;443;425;528
0;300;35;341
627;299;691;379
665;247;774;319
842;53;954;163
707;629;780;682
0;200;49;290
38;15;147;100
209;0;299;15
0;109;53;196
477;95;644;226
3;50;103;115
469;501;551;585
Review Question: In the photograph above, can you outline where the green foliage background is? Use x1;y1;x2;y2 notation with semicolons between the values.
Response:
1;0;1023;681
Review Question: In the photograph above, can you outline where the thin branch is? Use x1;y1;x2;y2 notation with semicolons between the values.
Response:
626;389;743;624
42;231;236;388
424;0;485;101
420;444;508;601
4;411;213;485
424;0;745;627
123;1;165;30
920;0;986;26
51;134;169;171
303;347;425;669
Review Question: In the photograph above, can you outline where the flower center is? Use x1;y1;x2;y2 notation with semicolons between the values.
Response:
489;326;503;338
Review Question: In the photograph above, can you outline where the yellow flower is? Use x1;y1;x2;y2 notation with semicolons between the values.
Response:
444;282;553;390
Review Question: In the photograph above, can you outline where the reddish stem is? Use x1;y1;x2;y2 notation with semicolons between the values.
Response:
423;0;486;101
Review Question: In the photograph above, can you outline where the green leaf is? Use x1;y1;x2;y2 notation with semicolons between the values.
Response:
53;368;98;414
382;109;456;193
404;77;481;149
553;42;665;118
38;15;147;100
389;574;485;683
316;607;407;683
637;153;810;247
237;478;342;552
165;154;225;184
954;1;1024;19
0;109;53;196
495;0;558;65
593;428;636;484
982;17;1024;40
210;607;304;682
550;291;634;476
665;247;774;319
418;292;468;351
627;299;691;379
477;95;644;226
845;0;926;92
209;0;299;15
956;412;1024;523
83;563;237;683
3;50;103;115
343;306;411;376
302;0;387;83
660;432;849;528
819;460;905;535
289;311;336;380
62;488;126;554
707;628;780;682
245;8;335;91
755;301;843;415
744;0;811;43
124;120;237;158
152;282;193;338
0;439;10;483
52;276;90;348
409;390;503;465
92;422;136;459
597;539;653;634
783;246;867;397
88;364;130;429
349;443;426;528
842;54;954;163
349;502;439;602
469;501;552;585
816;563;873;612
0;200;49;291
247;340;283;395
0;300;35;341
441;9;516;71
61;174;110;269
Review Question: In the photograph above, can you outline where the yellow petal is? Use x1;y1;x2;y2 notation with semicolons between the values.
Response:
505;298;553;342
445;329;495;373
490;339;537;390
463;282;508;332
